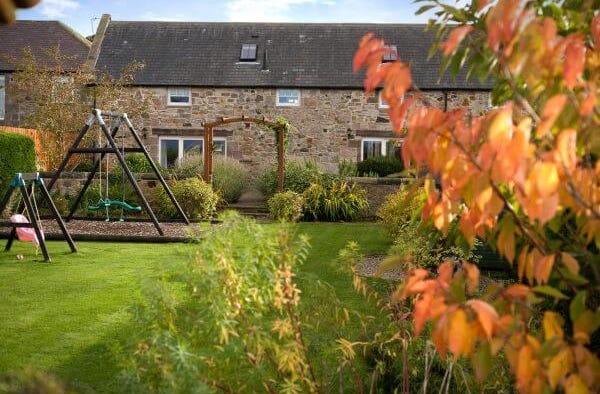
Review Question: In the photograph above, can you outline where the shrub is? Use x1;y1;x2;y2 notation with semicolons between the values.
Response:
0;132;36;197
268;191;304;222
125;153;156;173
257;160;321;198
357;156;404;177
212;156;248;203
169;154;203;180
157;177;218;219
303;178;368;221
338;159;357;177
376;186;426;238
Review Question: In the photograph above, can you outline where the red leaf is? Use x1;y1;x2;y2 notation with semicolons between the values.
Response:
440;25;474;56
592;14;600;48
414;292;433;335
564;34;585;89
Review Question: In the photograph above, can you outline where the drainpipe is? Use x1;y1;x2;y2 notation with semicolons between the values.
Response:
443;91;448;111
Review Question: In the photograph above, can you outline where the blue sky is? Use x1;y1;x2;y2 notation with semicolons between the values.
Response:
16;0;430;37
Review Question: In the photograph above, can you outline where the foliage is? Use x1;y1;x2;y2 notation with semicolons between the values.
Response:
124;153;156;173
303;178;368;222
212;156;249;203
9;47;150;170
121;213;323;393
268;191;305;222
0;369;75;394
376;185;426;238
0;132;36;197
337;159;357;177
356;155;404;177
156;177;218;219
354;0;600;392
168;154;203;180
257;160;322;198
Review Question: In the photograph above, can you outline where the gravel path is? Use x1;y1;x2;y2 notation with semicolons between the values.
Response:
357;255;514;291
0;219;199;238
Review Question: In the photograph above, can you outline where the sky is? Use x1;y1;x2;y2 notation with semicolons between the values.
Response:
16;0;431;37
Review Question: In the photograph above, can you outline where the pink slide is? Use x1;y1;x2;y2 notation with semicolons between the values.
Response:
9;214;43;247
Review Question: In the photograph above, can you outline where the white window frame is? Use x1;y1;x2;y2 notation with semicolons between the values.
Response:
276;89;301;107
0;75;5;120
167;87;191;106
360;137;388;161
158;136;227;167
378;91;389;109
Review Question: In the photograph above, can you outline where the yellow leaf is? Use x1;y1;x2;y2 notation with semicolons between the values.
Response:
448;309;474;360
548;348;572;389
543;311;564;341
467;300;499;340
534;161;559;197
564;374;590;394
561;252;580;275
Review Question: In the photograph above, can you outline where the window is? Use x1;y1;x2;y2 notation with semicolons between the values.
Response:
361;137;402;161
276;89;301;107
382;45;397;62
240;44;257;61
167;87;191;106
0;75;4;120
158;136;227;168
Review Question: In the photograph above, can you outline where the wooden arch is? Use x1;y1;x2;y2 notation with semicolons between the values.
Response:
202;116;287;192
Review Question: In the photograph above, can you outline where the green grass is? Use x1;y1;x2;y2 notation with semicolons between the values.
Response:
0;223;390;392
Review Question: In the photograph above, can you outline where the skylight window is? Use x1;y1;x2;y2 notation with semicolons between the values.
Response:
382;45;398;62
240;44;257;61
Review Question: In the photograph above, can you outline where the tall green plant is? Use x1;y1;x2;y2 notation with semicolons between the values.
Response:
303;179;368;222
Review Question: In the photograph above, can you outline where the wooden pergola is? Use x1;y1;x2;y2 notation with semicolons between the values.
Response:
202;116;287;192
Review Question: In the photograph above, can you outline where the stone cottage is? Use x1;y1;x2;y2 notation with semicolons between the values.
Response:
0;20;91;126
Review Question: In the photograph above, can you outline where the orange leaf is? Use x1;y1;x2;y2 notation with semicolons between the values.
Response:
432;313;449;359
497;220;516;264
533;161;559;197
561;252;580;275
467;300;499;340
414;292;433;335
534;254;555;284
593;14;600;47
440;25;474;56
537;94;567;138
564;34;585;89
448;309;474;360
462;262;480;294
437;260;454;284
555;128;578;172
517;246;529;281
563;374;589;394
580;86;597;116
516;344;536;392
504;284;531;299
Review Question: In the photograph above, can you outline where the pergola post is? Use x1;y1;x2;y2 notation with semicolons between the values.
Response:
204;126;213;184
277;128;285;193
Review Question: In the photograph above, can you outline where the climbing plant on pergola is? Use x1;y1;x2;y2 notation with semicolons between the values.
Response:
201;116;290;192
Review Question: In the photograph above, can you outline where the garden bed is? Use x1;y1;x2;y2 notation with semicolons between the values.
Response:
0;219;199;242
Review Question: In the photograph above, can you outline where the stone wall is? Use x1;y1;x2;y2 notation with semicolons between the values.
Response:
127;87;491;174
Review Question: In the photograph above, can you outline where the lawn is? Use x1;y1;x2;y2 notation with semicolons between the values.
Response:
0;222;390;393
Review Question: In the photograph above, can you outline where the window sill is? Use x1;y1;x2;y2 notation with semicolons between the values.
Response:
166;103;192;107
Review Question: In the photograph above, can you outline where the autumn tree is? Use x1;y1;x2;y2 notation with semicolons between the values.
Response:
9;47;150;169
354;0;599;393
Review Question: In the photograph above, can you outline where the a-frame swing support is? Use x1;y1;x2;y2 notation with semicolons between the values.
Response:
47;109;189;236
0;173;77;262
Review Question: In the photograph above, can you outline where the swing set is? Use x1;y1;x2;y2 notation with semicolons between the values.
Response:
46;109;189;235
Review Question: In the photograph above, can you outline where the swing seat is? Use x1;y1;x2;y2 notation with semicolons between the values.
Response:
86;199;142;213
9;214;44;246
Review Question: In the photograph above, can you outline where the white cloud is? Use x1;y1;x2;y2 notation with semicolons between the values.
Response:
141;11;186;22
225;0;336;22
39;0;79;18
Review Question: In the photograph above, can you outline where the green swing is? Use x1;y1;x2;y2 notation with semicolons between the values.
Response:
86;121;142;221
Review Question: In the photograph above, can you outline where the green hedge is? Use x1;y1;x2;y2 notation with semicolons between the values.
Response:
357;156;404;177
0;132;36;197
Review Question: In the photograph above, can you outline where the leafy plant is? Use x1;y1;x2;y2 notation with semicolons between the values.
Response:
212;156;249;203
354;1;600;392
169;154;203;180
257;160;322;198
121;213;322;393
124;153;157;173
357;156;404;177
376;185;426;238
157;177;218;219
303;178;368;222
268;191;305;222
0;132;36;197
338;159;357;178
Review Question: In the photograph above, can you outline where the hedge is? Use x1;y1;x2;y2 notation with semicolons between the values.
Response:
357;156;404;177
0;132;36;197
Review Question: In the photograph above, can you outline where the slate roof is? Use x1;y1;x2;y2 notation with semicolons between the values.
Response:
95;21;492;90
0;20;90;72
